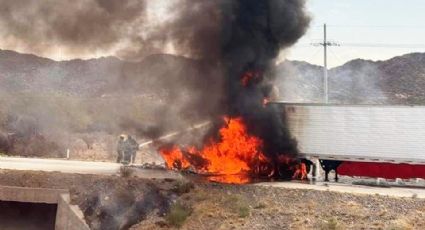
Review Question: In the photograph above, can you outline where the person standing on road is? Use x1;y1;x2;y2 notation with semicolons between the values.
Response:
127;135;139;164
116;134;139;165
116;134;127;164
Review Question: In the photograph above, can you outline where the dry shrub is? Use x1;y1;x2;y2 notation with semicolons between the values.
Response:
11;136;64;158
192;189;209;202
171;181;195;195
119;166;132;178
166;202;193;228
254;202;267;209
321;217;343;230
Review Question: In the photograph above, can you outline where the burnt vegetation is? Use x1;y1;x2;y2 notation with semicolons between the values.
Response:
77;178;195;230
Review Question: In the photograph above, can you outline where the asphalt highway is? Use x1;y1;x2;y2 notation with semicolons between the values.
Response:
0;156;121;175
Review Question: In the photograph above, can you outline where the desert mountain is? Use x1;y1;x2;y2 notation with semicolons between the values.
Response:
2;49;425;104
277;52;425;104
0;50;202;98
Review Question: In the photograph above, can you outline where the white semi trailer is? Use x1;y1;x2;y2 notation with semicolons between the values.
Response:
279;103;425;164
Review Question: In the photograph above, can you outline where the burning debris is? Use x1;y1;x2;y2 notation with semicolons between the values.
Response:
158;0;311;183
161;117;268;183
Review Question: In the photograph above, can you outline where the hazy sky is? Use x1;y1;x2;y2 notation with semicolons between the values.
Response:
2;0;425;67
288;0;425;67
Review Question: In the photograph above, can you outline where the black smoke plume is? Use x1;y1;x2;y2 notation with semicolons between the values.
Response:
0;0;309;165
219;0;310;159
157;0;310;178
0;0;148;58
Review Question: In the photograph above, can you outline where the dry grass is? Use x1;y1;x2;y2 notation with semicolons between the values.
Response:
119;166;132;178
320;217;343;230
174;188;254;229
388;218;414;230
1;170;425;230
253;202;267;209
224;194;251;218
165;202;193;228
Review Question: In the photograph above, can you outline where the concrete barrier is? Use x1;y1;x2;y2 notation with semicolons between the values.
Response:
0;186;90;230
56;193;90;230
0;186;67;204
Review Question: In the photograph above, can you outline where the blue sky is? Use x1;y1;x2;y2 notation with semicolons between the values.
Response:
288;0;425;67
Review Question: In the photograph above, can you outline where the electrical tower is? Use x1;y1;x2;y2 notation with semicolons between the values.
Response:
311;24;339;103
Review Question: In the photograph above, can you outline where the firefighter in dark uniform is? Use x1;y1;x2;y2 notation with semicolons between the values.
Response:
117;134;139;164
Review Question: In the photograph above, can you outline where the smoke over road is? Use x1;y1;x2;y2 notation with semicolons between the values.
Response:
156;0;311;180
219;0;310;159
0;1;310;167
0;0;223;61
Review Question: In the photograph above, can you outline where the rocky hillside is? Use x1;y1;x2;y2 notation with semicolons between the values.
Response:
0;50;202;97
276;52;425;104
275;60;324;103
0;50;213;157
2;49;425;104
0;50;118;96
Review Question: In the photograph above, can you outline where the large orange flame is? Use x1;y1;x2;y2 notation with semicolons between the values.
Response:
159;117;270;183
159;116;308;184
161;147;191;170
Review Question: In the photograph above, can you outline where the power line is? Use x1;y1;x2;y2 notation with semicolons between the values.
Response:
304;42;425;49
328;47;345;66
341;43;425;49
314;24;425;29
305;24;425;103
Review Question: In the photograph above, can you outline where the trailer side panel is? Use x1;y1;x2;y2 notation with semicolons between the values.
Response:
282;104;425;164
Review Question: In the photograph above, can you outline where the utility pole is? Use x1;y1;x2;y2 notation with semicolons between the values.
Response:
323;24;328;103
311;24;339;104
